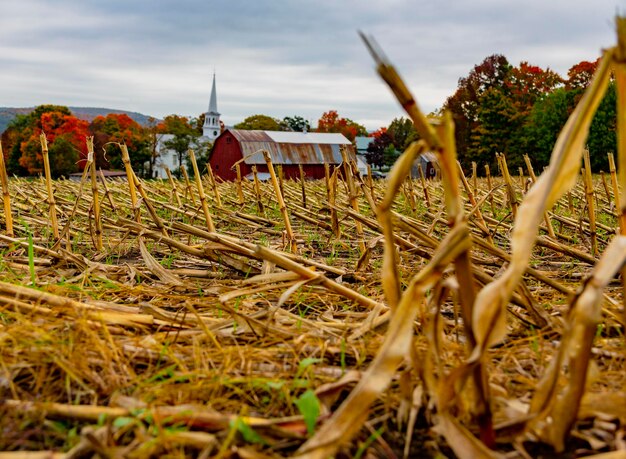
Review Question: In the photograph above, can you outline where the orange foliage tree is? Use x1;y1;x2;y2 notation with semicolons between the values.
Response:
19;111;90;177
89;113;150;174
315;110;367;142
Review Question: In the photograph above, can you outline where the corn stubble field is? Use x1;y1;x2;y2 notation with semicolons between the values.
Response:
2;21;626;459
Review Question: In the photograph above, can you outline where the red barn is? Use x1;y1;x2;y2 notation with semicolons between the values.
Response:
209;129;355;181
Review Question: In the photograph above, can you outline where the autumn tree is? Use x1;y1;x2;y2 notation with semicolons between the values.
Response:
89;113;150;174
315;110;367;142
444;54;511;165
235;114;282;131
1;105;73;176
18;109;89;177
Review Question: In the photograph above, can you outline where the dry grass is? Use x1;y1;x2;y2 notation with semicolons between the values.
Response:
0;17;625;459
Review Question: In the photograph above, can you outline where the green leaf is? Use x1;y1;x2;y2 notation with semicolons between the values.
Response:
295;389;320;436
296;357;321;377
112;416;135;429
232;417;267;445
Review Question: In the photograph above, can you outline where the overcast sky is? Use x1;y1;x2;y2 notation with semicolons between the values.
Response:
0;0;621;130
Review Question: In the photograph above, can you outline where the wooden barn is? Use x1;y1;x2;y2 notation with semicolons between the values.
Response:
208;129;355;181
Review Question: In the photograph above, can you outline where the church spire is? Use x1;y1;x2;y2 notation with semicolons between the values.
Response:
203;72;221;141
208;72;218;114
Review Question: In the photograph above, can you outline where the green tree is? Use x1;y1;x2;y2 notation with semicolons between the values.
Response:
235;114;282;131
160;115;199;177
281;115;311;132
387;117;418;151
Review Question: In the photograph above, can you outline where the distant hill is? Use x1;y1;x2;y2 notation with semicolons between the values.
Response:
0;106;158;134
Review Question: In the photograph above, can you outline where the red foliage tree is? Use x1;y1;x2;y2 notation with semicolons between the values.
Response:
315;110;367;142
566;59;600;90
89;113;149;172
19;111;89;176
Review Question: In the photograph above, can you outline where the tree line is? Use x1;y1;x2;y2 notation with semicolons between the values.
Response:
0;108;368;178
366;56;614;173
1;55;613;178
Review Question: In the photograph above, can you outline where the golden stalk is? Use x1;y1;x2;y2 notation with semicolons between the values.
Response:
86;137;103;251
261;150;296;252
277;164;285;198
485;164;496;215
457;161;493;244
120;143;141;223
39;133;59;239
235;163;245;205
180;166;197;206
340;147;366;255
0;141;14;236
523;154;556;239
329;167;340;239
472;161;478;196
251;165;265;215
189;149;215;233
98;168;117;211
499;152;518;218
207;163;223;208
323;162;331;203
298;164;307;208
582;149;599;256
608;153;622;231
132;170;169;237
600;170;611;205
165;166;183;208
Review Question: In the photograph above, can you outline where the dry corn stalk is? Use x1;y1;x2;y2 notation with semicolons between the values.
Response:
0;141;14;237
583;149;599;256
120;143;141;223
523;154;556;238
207;163;222;208
262;149;297;252
189;149;215;233
526;235;626;451
235;163;245;205
165;166;183;208
86;137;103;250
340;147;366;255
39;133;60;239
180;165;197;206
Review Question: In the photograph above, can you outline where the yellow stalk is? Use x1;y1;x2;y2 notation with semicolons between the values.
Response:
0;141;14;237
39;133;59;239
261;150;296;252
165;166;183;208
86;137;103;251
120;143;141;223
189;149;215;233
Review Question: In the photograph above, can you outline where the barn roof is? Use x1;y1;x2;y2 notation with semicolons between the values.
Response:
226;129;354;165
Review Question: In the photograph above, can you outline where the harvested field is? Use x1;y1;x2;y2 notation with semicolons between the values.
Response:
1;20;626;459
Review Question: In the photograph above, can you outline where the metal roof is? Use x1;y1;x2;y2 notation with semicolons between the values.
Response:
227;129;355;165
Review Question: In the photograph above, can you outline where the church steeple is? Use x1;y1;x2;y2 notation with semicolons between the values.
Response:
203;73;221;141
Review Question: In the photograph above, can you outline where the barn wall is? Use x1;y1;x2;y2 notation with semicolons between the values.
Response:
210;131;245;181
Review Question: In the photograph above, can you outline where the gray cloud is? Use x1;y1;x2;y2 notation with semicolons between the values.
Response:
0;0;620;130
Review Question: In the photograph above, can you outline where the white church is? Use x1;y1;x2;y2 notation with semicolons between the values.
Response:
153;74;221;178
